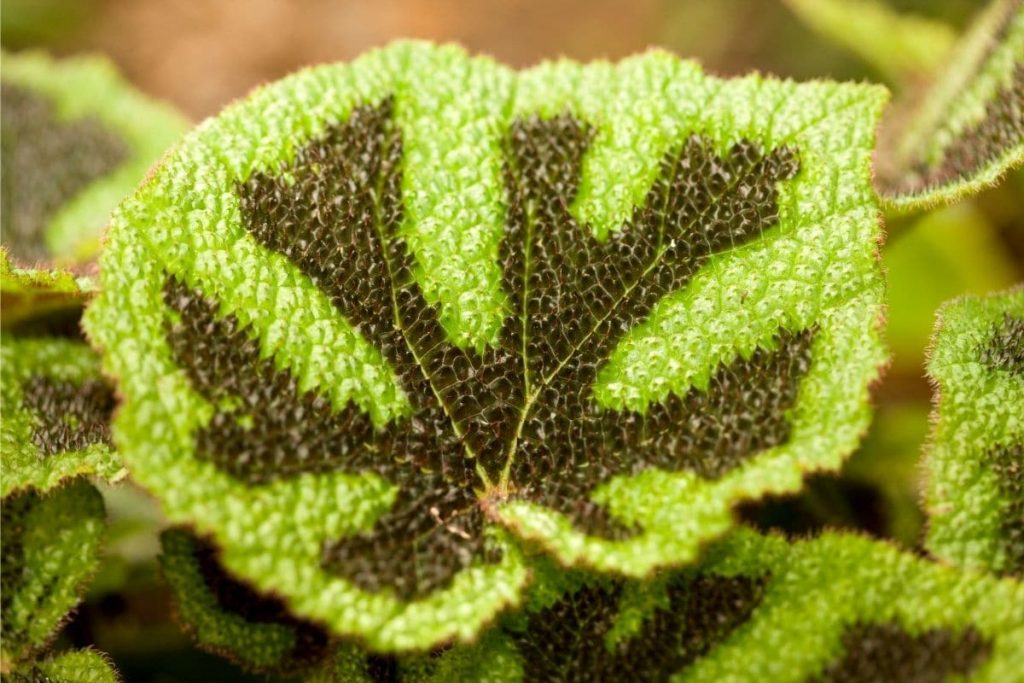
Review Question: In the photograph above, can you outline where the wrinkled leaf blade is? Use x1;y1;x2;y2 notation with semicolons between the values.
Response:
85;42;887;649
924;286;1024;577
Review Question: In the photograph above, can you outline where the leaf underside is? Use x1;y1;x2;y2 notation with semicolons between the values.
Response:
0;479;106;664
85;42;887;649
877;0;1024;210
924;287;1024;577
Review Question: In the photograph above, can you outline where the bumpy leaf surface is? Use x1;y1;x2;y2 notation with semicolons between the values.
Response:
1;335;121;498
432;531;1023;683
6;650;120;683
0;51;186;265
0;479;106;664
85;41;887;649
160;528;330;675
924;287;1024;577
7;651;119;683
876;0;1024;210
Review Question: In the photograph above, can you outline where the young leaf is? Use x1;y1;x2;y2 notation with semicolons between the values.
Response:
1;50;187;265
159;528;330;675
6;649;120;683
924;286;1024;577
84;41;888;649
1;335;121;498
782;0;957;84
876;0;1024;210
0;479;106;664
462;530;1022;682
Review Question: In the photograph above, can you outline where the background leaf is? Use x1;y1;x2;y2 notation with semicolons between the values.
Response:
1;335;121;497
876;0;1024;210
459;530;1024;682
8;649;120;683
782;0;957;84
1;479;106;665
924;286;1024;577
1;50;187;265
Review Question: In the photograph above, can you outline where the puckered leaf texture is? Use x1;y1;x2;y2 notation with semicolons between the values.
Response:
407;530;1023;683
876;0;1024;211
0;479;106;665
160;528;331;675
85;41;888;649
924;286;1024;577
1;335;121;497
0;50;187;266
7;649;120;683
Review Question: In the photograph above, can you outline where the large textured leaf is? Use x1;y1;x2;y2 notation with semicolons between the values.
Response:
159;528;330;675
85;41;887;649
876;0;1024;210
0;479;106;664
924;286;1024;577
1;50;186;265
6;649;120;683
434;530;1023;682
782;0;956;84
1;335;121;498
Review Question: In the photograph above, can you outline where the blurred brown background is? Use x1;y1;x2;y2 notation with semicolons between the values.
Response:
3;1;1020;681
3;0;989;119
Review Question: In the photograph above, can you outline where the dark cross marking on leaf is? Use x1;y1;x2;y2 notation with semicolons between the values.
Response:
182;531;328;668
0;83;129;264
163;277;490;599
19;375;115;457
510;573;767;682
164;97;811;598
808;621;993;683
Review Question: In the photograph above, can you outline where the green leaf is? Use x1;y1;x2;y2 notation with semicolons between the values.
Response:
159;528;330;675
877;0;1024;211
0;249;90;332
85;41;888;649
1;50;187;265
459;530;1024;682
924;286;1024;577
1;479;106;665
7;649;120;683
308;636;521;683
782;0;957;84
1;335;122;498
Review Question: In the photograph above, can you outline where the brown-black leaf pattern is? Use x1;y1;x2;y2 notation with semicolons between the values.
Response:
509;573;768;682
163;96;811;599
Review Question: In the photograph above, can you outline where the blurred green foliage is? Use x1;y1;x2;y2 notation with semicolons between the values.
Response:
1;0;1020;680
